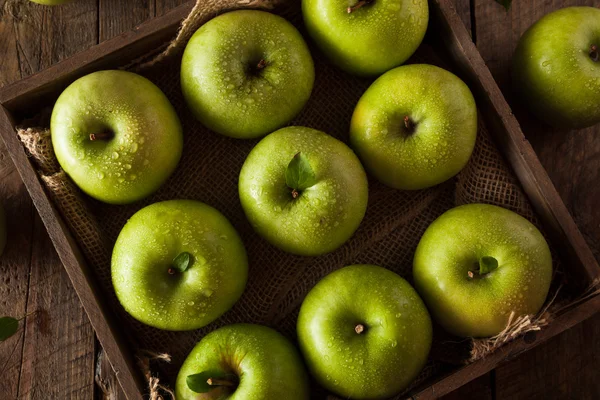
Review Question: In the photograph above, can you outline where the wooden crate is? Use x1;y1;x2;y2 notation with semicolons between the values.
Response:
0;1;598;399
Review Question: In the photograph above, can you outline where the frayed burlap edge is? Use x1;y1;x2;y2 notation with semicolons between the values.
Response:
129;0;284;71
137;350;175;400
469;279;600;362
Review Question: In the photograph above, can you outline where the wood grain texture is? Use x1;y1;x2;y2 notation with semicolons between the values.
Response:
0;1;97;399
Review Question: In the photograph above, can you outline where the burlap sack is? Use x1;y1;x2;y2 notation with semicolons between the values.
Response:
15;0;573;397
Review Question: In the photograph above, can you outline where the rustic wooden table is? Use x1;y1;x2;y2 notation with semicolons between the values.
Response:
0;0;598;399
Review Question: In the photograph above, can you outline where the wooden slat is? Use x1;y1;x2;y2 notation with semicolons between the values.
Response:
18;217;96;398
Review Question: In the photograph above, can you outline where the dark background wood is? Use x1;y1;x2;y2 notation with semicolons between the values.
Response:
0;0;598;398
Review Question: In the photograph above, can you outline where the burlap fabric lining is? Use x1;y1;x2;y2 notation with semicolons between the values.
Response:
15;0;572;397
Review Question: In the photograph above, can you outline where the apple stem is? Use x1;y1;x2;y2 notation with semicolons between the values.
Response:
403;116;416;134
347;0;373;13
167;268;176;275
590;44;599;62
355;324;365;334
291;189;299;199
207;378;235;387
467;270;474;279
89;132;113;141
256;59;267;70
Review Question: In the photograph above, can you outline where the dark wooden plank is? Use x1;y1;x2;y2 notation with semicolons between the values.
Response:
495;313;600;399
99;0;155;41
0;4;35;399
18;217;96;399
156;0;190;16
451;0;472;34
440;373;493;400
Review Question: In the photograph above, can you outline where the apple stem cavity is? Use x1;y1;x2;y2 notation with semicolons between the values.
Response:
347;0;373;13
291;189;299;199
355;324;365;334
89;132;113;141
403;116;416;134
590;44;599;62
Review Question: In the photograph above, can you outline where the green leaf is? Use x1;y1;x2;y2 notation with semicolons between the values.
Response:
172;252;192;273
285;152;317;192
479;256;499;275
186;370;237;393
0;317;19;341
495;0;512;11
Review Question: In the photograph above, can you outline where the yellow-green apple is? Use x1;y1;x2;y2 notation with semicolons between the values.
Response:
51;70;182;204
297;264;432;399
176;323;309;400
513;7;600;129
350;64;477;190
302;0;428;76
238;126;368;256
181;10;314;139
413;203;553;338
111;200;248;331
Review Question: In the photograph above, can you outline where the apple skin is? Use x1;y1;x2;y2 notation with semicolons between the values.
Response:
512;7;600;129
350;64;477;190
238;126;368;256
51;70;182;204
413;203;553;338
111;200;248;331
302;0;428;76
181;10;315;139
175;323;310;400
0;203;6;257
30;0;72;4
297;265;432;399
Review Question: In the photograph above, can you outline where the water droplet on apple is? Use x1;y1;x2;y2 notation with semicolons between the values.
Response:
124;164;132;170
130;174;137;181
131;143;139;153
112;152;120;159
188;301;195;306
203;289;213;297
391;340;398;348
98;172;105;179
395;313;402;318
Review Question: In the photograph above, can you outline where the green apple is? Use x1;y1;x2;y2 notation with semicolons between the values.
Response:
512;7;600;129
350;64;477;190
51;70;182;204
0;203;6;257
30;0;73;4
111;200;247;331
238;126;368;256
297;265;432;399
176;323;309;400
181;10;314;139
413;203;553;338
302;0;428;76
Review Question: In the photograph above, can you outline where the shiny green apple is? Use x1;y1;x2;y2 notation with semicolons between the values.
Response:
176;324;309;400
51;70;182;204
512;7;600;129
297;265;432;399
238;126;368;256
181;10;314;139
302;0;428;76
112;200;248;331
413;203;553;338
350;64;477;190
